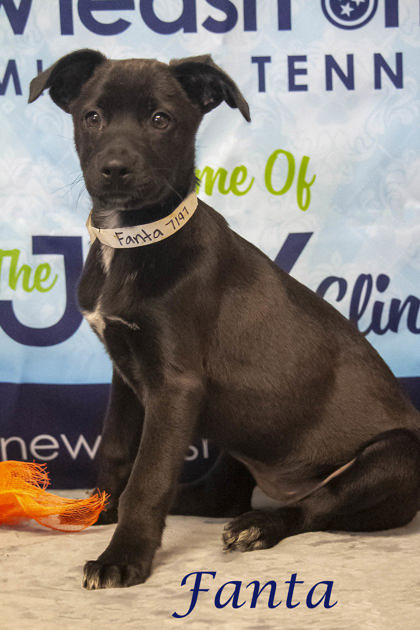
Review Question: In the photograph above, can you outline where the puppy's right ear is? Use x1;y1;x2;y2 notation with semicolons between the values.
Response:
28;49;106;112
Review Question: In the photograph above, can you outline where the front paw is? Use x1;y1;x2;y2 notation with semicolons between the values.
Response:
83;559;151;589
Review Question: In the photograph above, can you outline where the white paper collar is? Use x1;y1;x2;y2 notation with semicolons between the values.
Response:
86;192;198;249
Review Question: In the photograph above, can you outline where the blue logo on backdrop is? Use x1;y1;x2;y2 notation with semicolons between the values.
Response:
0;237;83;347
321;0;379;29
0;0;404;36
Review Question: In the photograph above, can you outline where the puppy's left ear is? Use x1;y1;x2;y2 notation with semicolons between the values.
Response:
169;55;250;122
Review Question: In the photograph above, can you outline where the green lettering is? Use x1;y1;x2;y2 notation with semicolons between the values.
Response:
0;249;58;293
195;166;230;195
230;166;254;196
195;165;254;196
33;263;58;293
195;150;315;209
297;156;316;211
7;249;35;292
265;149;295;196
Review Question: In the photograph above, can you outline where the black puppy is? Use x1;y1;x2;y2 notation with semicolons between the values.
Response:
29;50;420;590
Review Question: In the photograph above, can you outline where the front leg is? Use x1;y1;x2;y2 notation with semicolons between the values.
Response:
94;368;144;524
83;374;204;589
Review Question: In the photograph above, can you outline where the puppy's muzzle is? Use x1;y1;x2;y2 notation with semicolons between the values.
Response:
97;146;136;189
100;157;132;186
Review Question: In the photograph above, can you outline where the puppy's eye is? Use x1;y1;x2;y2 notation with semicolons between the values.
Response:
151;112;171;129
85;111;102;127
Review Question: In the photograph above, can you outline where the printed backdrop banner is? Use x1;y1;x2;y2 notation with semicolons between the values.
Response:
1;0;419;487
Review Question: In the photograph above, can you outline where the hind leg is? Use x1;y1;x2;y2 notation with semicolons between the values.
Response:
223;429;420;551
171;452;255;517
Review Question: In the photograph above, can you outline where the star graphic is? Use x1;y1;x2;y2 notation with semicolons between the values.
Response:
340;2;354;17
353;0;366;5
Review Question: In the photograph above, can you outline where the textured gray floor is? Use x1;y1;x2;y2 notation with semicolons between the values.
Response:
2;492;420;629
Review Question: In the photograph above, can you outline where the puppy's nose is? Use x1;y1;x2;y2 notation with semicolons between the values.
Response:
100;158;131;184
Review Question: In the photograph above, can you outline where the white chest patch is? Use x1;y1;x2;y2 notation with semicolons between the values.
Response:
83;301;140;340
100;244;114;274
83;303;106;339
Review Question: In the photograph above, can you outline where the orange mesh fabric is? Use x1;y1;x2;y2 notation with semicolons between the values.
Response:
0;461;108;531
